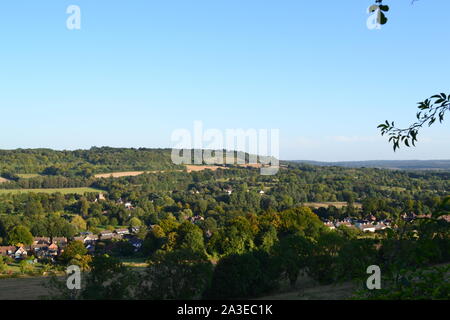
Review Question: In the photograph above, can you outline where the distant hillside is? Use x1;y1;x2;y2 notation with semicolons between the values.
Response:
288;160;450;171
0;147;271;178
0;147;182;176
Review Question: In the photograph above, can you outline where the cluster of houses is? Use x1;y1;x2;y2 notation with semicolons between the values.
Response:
0;237;68;261
73;228;143;254
401;212;450;223
323;217;391;233
117;198;134;210
0;228;143;262
324;212;450;233
190;187;266;196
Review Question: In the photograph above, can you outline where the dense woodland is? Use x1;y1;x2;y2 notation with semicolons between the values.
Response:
0;148;449;299
0;147;183;178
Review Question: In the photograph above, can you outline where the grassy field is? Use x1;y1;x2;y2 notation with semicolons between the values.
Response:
303;202;363;209
0;276;52;300
258;282;355;300
185;165;228;173
379;186;407;192
94;170;184;179
0;187;103;195
119;257;148;268
94;171;147;178
0;177;10;184
16;173;42;179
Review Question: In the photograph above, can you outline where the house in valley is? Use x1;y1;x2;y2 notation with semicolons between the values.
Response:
324;221;336;230
14;246;28;259
33;237;51;245
115;228;130;236
0;246;17;258
52;237;68;248
29;244;49;257
357;223;376;233
99;230;115;240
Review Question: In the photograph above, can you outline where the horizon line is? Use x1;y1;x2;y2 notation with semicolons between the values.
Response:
1;147;450;163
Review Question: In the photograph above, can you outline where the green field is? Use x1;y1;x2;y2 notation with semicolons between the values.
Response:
379;186;407;192
303;202;363;209
0;277;51;300
16;173;42;179
0;187;103;195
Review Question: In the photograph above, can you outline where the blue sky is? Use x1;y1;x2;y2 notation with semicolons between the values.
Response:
0;0;449;161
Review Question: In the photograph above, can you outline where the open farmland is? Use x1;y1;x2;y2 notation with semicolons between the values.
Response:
185;165;228;173
0;277;52;300
94;171;147;178
0;187;103;195
94;170;184;178
0;177;10;184
16;174;42;179
303;202;363;209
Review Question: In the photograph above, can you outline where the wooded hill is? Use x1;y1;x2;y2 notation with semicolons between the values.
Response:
290;160;450;171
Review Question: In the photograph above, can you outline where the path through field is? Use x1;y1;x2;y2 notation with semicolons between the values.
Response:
0;177;10;184
0;277;51;300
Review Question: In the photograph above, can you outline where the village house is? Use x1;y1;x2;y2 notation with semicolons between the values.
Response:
356;223;376;233
335;220;354;228
14;246;28;260
95;193;106;202
29;243;59;259
73;236;85;242
124;202;133;209
48;243;59;255
29;243;49;255
223;188;233;195
85;234;99;243
189;215;205;223
323;221;336;230
129;237;143;251
52;237;68;248
86;244;96;254
33;237;51;245
99;230;123;241
374;222;389;231
99;230;114;240
74;233;99;244
130;226;140;234
0;246;17;258
115;228;130;236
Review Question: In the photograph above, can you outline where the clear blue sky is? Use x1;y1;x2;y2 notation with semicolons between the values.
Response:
1;0;449;161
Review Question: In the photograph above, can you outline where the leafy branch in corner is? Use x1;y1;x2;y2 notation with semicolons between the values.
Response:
369;0;390;26
378;93;450;151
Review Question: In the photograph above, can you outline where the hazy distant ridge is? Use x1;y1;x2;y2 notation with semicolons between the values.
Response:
289;160;450;170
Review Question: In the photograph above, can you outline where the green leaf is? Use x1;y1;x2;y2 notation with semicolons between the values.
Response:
380;13;388;25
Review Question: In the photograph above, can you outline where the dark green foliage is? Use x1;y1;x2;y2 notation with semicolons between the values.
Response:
271;234;314;286
353;265;450;300
81;255;138;300
139;249;213;300
205;250;279;299
60;241;88;264
6;225;33;245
